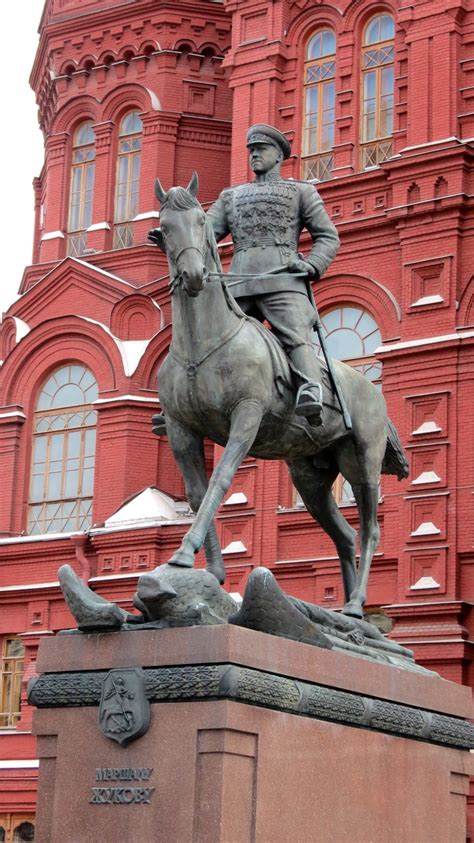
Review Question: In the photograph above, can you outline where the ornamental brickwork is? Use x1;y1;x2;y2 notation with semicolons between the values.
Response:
1;0;474;835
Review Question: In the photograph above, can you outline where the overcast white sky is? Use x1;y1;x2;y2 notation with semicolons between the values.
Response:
0;2;45;314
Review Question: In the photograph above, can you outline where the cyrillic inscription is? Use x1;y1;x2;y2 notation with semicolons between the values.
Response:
90;767;154;805
95;767;153;782
90;787;154;805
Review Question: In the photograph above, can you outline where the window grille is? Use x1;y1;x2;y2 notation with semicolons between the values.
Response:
302;30;336;182
113;110;142;249
360;15;395;170
67;122;95;256
0;638;25;728
28;365;98;535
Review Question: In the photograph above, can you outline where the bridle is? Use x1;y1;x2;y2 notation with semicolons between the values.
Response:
167;217;210;291
173;244;206;265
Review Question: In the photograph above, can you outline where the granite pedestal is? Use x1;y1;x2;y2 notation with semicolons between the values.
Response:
30;625;474;842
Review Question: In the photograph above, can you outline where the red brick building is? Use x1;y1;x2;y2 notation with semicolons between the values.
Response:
1;0;473;837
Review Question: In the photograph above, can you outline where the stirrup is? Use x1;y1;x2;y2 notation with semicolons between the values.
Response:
295;382;323;423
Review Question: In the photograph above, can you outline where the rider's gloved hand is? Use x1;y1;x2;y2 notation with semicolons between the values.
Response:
288;258;318;278
148;228;165;250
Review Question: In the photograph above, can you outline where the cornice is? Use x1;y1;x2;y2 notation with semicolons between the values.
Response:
31;0;231;86
28;661;474;750
30;3;231;131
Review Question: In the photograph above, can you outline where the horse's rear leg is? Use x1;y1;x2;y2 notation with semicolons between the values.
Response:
288;457;357;604
334;430;385;617
166;418;225;583
169;400;263;576
343;482;380;618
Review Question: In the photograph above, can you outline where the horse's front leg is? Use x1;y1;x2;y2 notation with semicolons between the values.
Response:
165;418;225;583
169;400;263;573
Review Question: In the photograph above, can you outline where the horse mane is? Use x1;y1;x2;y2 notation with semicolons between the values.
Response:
162;185;223;274
161;187;201;212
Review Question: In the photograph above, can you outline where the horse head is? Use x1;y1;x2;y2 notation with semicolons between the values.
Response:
151;172;217;297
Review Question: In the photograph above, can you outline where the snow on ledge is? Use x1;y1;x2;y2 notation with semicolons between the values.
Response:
133;211;160;221
410;575;440;590
80;317;151;376
0;760;39;769
222;540;247;554
410;521;441;537
120;340;150;376
412;421;442;435
0;410;27;420
0;581;60;592
412;471;441;485
71;258;135;287
145;87;161;110
103;487;191;529
0;531;78;545
12;316;30;342
93;394;160;405
89;516;193;536
399;136;459;152
411;294;444;307
223;492;248;506
41;230;65;241
377;329;474;354
86;221;110;231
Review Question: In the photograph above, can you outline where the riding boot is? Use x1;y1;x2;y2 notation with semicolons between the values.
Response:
289;345;324;425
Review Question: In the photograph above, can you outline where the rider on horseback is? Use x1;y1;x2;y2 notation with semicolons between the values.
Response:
206;124;340;425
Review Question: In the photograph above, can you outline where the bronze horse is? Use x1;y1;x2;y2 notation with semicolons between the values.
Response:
149;174;408;619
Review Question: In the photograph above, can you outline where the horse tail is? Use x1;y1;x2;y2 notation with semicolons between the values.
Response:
382;418;409;480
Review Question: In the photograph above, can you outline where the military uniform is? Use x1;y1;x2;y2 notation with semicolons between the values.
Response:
207;171;339;353
206;124;340;420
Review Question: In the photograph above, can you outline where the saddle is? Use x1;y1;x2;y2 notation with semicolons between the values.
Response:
242;311;340;420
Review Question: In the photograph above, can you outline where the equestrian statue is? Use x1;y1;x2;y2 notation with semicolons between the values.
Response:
146;124;408;620
58;124;411;663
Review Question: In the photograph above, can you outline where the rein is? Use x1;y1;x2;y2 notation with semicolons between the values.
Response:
168;209;243;377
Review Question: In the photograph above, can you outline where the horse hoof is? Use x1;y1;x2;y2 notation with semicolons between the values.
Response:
342;600;364;619
168;548;195;569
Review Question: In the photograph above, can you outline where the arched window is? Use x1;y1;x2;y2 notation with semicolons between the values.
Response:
313;305;382;382
12;822;35;842
0;816;35;842
360;14;395;169
315;305;382;504
302;30;336;182
0;637;24;728
113;110;143;249
67;122;96;257
28;365;98;535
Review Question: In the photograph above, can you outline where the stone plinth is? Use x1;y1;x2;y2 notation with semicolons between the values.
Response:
30;625;474;843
